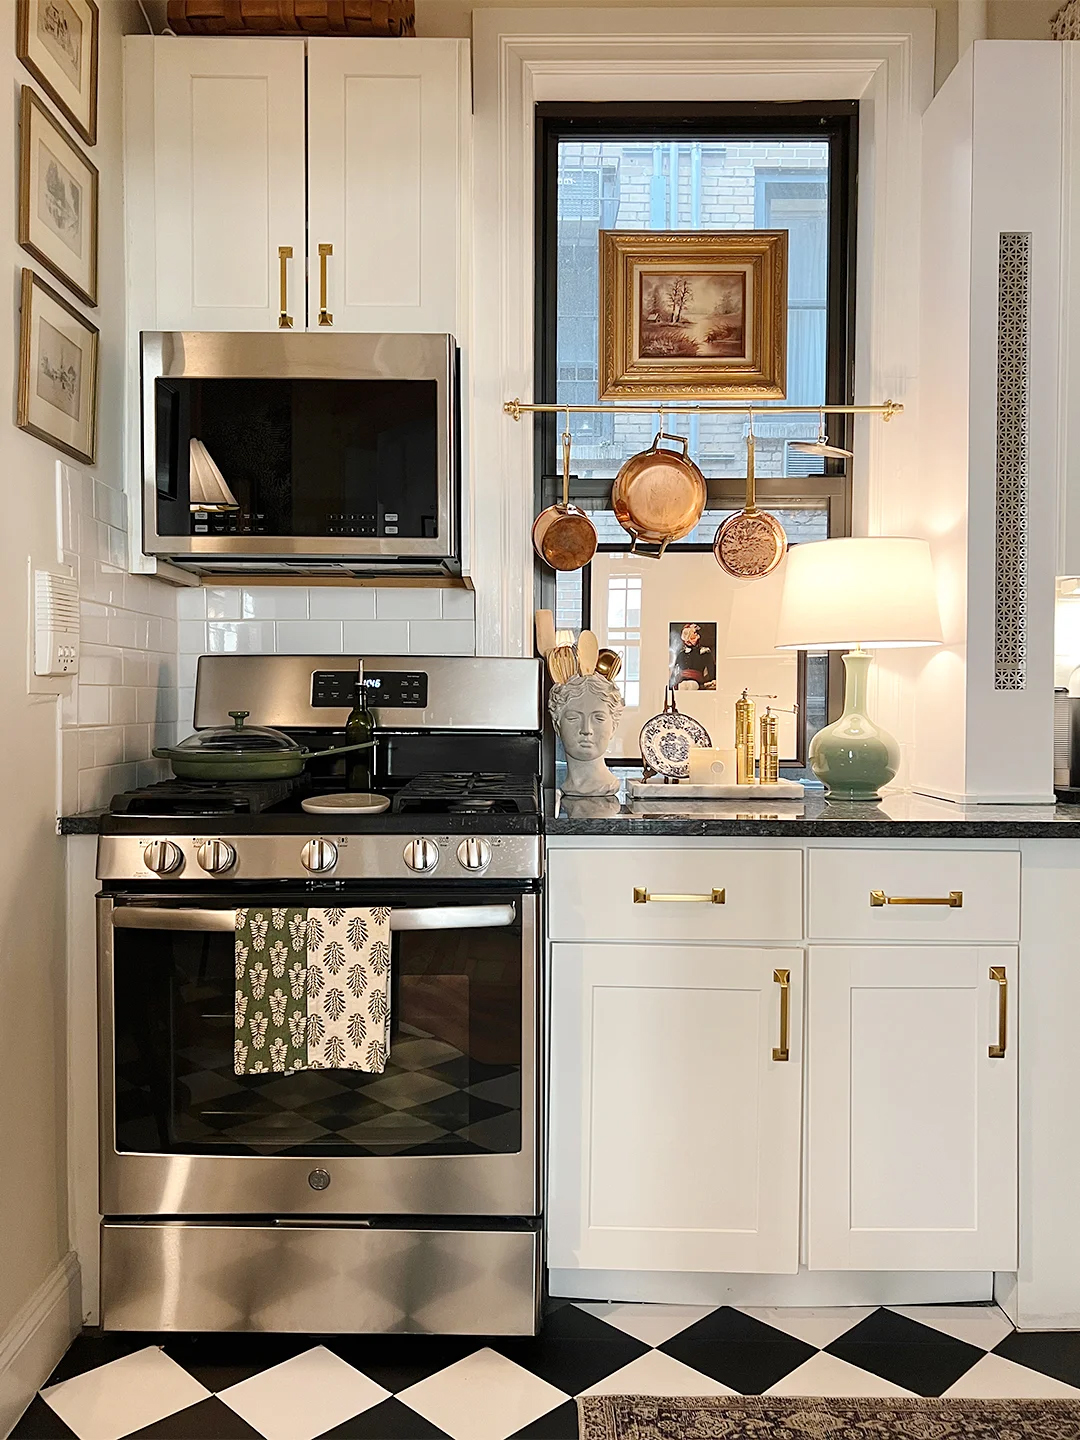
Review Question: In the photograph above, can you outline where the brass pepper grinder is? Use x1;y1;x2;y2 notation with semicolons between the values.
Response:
759;703;799;785
735;689;757;784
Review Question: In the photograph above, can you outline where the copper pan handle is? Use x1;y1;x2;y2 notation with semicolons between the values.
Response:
629;537;671;560
653;431;690;457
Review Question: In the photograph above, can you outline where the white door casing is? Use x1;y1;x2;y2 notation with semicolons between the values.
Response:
549;943;804;1274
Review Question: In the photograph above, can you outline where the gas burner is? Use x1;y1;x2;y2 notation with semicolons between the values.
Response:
392;772;539;816
110;777;298;817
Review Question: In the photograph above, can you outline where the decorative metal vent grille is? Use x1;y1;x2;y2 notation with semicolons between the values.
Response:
994;232;1030;692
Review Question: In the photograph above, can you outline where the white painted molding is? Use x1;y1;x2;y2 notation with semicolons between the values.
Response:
470;7;934;656
549;1265;991;1307
0;1252;80;1439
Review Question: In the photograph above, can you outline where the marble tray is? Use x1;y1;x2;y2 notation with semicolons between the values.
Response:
629;778;806;800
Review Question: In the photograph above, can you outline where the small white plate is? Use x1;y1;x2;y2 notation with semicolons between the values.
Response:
301;793;391;815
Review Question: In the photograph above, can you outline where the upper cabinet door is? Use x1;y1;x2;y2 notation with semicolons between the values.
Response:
152;40;306;331
306;40;469;334
807;945;1018;1272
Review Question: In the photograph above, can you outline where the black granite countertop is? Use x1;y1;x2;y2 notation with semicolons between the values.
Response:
545;785;1080;838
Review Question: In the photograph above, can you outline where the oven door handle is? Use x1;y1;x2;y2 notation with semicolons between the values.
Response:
110;904;517;933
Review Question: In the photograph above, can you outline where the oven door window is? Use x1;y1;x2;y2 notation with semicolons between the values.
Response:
111;901;523;1158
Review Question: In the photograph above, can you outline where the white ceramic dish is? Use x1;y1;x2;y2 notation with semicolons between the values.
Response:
638;711;712;779
300;793;391;815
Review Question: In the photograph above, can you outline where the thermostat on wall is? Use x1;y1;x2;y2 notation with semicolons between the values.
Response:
34;567;80;677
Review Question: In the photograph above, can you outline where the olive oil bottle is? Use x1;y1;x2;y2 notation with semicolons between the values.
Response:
345;680;377;792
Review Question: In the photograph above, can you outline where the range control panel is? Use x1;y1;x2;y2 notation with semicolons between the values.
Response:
311;669;429;709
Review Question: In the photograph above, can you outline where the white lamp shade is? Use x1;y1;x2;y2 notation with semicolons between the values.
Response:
774;537;943;650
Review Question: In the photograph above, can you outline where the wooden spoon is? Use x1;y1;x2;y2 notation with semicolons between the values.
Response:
577;630;599;676
535;610;556;657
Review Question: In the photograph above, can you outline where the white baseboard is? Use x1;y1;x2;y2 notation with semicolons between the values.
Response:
0;1252;81;1440
548;1267;994;1308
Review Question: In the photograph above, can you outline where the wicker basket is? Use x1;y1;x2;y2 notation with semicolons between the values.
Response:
1052;0;1080;39
166;1;415;36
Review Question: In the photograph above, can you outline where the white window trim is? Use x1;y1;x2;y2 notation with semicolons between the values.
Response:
469;6;934;656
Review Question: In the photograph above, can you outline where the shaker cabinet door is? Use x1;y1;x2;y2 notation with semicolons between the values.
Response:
151;40;307;332
306;40;469;334
807;946;1018;1271
548;944;804;1275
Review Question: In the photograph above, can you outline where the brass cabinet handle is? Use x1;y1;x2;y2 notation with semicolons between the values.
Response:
989;965;1008;1058
318;243;334;326
772;968;790;1062
633;887;725;905
870;890;963;908
277;245;294;329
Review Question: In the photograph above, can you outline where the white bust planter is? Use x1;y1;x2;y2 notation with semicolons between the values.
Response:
549;673;625;797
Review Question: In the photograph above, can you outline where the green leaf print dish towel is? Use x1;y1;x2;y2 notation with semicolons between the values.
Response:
235;906;393;1075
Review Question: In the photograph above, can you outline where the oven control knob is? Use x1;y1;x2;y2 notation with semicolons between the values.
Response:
197;839;237;875
456;837;492;872
404;837;440;873
143;840;184;876
301;838;339;873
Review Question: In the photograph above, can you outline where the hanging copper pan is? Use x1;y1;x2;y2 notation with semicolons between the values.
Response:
532;424;598;572
612;431;707;559
713;422;787;579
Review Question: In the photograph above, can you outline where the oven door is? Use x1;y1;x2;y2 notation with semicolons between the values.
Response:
99;889;538;1217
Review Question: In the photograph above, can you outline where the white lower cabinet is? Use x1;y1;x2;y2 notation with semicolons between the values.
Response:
807;945;1018;1272
548;943;804;1274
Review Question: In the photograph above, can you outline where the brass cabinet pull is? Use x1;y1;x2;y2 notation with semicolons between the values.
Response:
870;890;963;908
989;965;1008;1058
633;887;725;905
318;243;334;326
772;968;790;1062
277;245;294;329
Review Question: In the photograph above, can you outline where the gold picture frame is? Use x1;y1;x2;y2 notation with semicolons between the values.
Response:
19;86;99;307
17;0;99;147
598;230;788;400
18;268;99;465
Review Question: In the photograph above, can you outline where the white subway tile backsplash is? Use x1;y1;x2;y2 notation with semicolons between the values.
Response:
110;687;139;726
242;587;309;620
78;686;111;727
441;587;475;620
205;587;242;621
123;651;149;688
179;654;199;689
308;588;377;621
408;620;475;655
207;621;275;654
342;620;409;653
108;611;139;650
374;589;442;620
179;621;207;654
177;588;206;620
124;725;151;762
275;620;344;652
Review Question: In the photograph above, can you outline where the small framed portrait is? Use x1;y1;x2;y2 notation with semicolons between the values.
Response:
599;230;788;400
18;268;99;465
669;621;717;691
17;0;99;147
19;87;98;306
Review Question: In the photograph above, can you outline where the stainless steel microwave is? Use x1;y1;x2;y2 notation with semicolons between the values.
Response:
141;332;458;575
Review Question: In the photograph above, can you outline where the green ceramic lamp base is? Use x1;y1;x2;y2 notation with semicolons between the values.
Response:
808;648;900;801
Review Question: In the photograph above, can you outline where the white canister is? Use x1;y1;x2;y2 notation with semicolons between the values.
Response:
687;746;735;784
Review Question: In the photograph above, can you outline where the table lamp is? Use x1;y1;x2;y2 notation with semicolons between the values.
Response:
774;538;942;799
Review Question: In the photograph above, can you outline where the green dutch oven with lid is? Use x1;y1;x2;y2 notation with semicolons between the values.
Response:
153;711;372;782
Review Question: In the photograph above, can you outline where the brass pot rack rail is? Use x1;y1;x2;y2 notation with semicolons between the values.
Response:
503;398;903;420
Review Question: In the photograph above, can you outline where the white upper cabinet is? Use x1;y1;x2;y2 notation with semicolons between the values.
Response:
145;39;306;332
306;41;468;334
549;943;804;1275
127;37;468;335
807;945;1018;1272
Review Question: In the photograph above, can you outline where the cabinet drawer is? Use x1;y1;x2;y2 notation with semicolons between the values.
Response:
809;849;1019;943
547;847;803;942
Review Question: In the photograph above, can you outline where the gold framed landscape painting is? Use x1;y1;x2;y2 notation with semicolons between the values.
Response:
17;0;99;147
598;230;789;400
18;268;99;465
19;86;99;306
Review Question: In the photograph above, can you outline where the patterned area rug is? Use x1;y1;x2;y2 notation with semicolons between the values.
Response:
577;1395;1080;1438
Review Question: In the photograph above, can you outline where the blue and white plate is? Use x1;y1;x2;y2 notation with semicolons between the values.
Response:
638;710;712;779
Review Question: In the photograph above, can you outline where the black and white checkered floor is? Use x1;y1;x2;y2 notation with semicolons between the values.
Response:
14;1299;1080;1440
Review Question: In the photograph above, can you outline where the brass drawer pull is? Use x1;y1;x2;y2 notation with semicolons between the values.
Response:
277;245;294;329
318;242;334;326
989;966;1008;1058
633;887;725;905
772;968;790;1062
870;890;963;908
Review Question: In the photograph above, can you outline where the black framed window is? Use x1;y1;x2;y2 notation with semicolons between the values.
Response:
535;104;857;767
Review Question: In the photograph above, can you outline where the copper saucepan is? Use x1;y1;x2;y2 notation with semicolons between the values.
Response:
532;424;598;572
713;423;787;579
612;431;707;560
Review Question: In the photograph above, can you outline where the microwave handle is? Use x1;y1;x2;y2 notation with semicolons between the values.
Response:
111;904;516;934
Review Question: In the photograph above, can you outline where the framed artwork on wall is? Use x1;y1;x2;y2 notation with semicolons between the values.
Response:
18;268;99;465
17;0;99;146
598;230;788;400
19;86;99;306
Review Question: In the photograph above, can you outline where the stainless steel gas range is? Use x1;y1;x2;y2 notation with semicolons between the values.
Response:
95;655;544;1336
